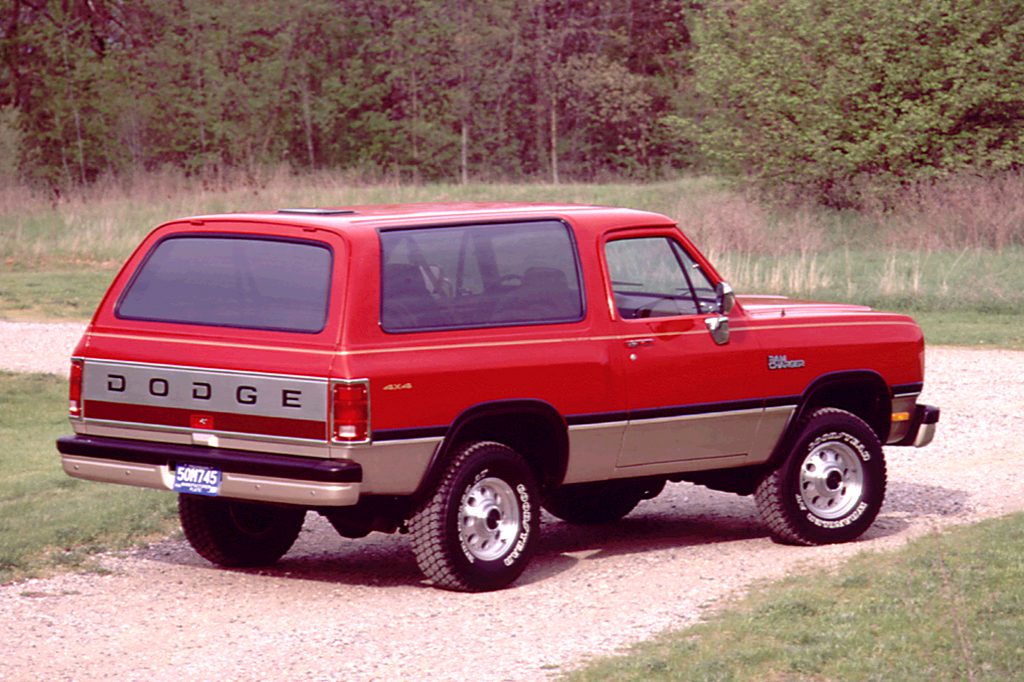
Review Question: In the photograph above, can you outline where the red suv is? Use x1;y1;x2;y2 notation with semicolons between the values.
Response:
58;204;938;591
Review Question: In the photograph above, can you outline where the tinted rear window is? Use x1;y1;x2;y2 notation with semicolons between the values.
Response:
117;236;332;333
380;220;583;332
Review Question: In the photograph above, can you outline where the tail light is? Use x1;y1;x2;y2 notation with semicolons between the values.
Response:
69;359;84;418
331;381;369;443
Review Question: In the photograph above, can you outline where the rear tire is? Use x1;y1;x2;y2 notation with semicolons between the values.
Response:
755;408;886;545
544;479;663;525
178;495;305;567
409;441;540;592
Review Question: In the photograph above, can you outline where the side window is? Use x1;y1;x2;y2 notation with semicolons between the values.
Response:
379;221;584;332
671;242;718;313
605;237;704;319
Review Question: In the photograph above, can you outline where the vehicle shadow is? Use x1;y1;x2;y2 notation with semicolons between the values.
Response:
137;479;972;589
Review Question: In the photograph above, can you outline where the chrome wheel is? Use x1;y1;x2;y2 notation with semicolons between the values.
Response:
459;476;520;562
798;440;865;520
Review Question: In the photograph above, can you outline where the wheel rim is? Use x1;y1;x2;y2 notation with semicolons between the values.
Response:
798;441;865;520
459;477;520;562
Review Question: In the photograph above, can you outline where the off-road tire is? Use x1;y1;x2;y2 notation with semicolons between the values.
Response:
755;407;886;545
544;479;663;525
178;494;305;567
408;441;540;592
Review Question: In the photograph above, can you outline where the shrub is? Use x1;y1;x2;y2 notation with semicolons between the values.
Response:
694;0;1024;207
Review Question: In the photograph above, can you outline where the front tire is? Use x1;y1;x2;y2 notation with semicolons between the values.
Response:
755;408;886;545
409;441;540;591
178;495;305;567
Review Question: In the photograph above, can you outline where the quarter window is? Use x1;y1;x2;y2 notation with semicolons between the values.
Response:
380;221;584;332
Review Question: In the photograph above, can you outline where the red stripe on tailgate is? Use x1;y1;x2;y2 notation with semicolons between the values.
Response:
85;400;327;441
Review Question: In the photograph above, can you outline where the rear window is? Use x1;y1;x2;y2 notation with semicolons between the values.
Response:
380;220;583;332
117;235;333;333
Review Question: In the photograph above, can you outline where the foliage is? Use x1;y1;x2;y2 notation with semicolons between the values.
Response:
0;0;696;189
566;513;1024;681
695;0;1024;206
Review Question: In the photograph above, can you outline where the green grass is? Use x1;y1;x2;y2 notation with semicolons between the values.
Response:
912;311;1024;350
0;268;116;321
566;513;1024;682
0;372;177;583
1;176;1021;347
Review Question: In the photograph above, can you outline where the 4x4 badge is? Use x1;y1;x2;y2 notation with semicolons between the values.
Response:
768;354;806;370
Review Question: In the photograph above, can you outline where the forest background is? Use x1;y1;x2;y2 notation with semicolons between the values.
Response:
0;0;1022;348
2;0;1023;206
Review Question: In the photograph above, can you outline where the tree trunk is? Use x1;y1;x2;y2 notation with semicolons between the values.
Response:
461;121;469;185
549;92;559;184
301;80;315;169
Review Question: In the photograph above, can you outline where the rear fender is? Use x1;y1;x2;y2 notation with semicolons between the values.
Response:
410;400;569;507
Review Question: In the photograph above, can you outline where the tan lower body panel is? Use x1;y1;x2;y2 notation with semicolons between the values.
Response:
61;454;360;506
563;421;627;484
339;438;441;495
566;406;794;483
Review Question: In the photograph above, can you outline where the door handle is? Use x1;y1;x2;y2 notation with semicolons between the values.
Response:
625;338;654;348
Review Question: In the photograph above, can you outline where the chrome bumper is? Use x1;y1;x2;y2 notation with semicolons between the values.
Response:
896;404;940;448
57;435;362;506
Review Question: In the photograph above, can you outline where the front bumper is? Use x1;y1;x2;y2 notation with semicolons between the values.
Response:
57;435;362;506
895;404;940;448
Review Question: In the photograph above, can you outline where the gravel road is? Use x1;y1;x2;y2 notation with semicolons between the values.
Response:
1;321;1022;681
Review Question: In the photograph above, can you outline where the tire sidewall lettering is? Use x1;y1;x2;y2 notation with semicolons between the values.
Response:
502;484;532;567
803;500;869;529
808;431;870;462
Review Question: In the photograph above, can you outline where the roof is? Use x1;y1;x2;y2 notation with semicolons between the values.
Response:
176;202;676;234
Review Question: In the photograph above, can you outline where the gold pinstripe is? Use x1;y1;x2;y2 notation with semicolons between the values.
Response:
88;319;919;359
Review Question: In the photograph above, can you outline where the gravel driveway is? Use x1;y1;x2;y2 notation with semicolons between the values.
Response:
1;321;1022;681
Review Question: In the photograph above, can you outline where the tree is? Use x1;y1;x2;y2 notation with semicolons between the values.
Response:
695;0;1024;205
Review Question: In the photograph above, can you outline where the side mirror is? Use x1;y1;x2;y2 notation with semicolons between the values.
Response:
716;281;736;315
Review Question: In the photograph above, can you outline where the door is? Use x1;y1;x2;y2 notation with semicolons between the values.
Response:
603;231;768;471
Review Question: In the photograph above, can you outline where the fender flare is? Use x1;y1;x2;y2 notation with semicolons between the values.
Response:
768;370;892;467
411;399;569;506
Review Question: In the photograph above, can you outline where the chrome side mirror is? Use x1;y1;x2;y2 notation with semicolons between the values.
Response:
716;281;736;315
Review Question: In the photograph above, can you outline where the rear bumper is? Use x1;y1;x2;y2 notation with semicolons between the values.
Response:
895;404;940;448
57;435;362;506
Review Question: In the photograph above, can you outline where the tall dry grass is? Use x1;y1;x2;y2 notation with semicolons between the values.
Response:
2;170;1021;316
674;189;827;257
869;172;1024;250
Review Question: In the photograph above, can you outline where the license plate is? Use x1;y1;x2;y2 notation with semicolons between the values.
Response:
173;463;222;496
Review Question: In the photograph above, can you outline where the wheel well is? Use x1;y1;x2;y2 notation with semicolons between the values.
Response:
414;401;568;503
772;372;892;464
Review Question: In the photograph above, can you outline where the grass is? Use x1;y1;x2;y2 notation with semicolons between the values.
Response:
2;173;1021;347
0;268;116;321
565;513;1024;681
0;372;177;583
